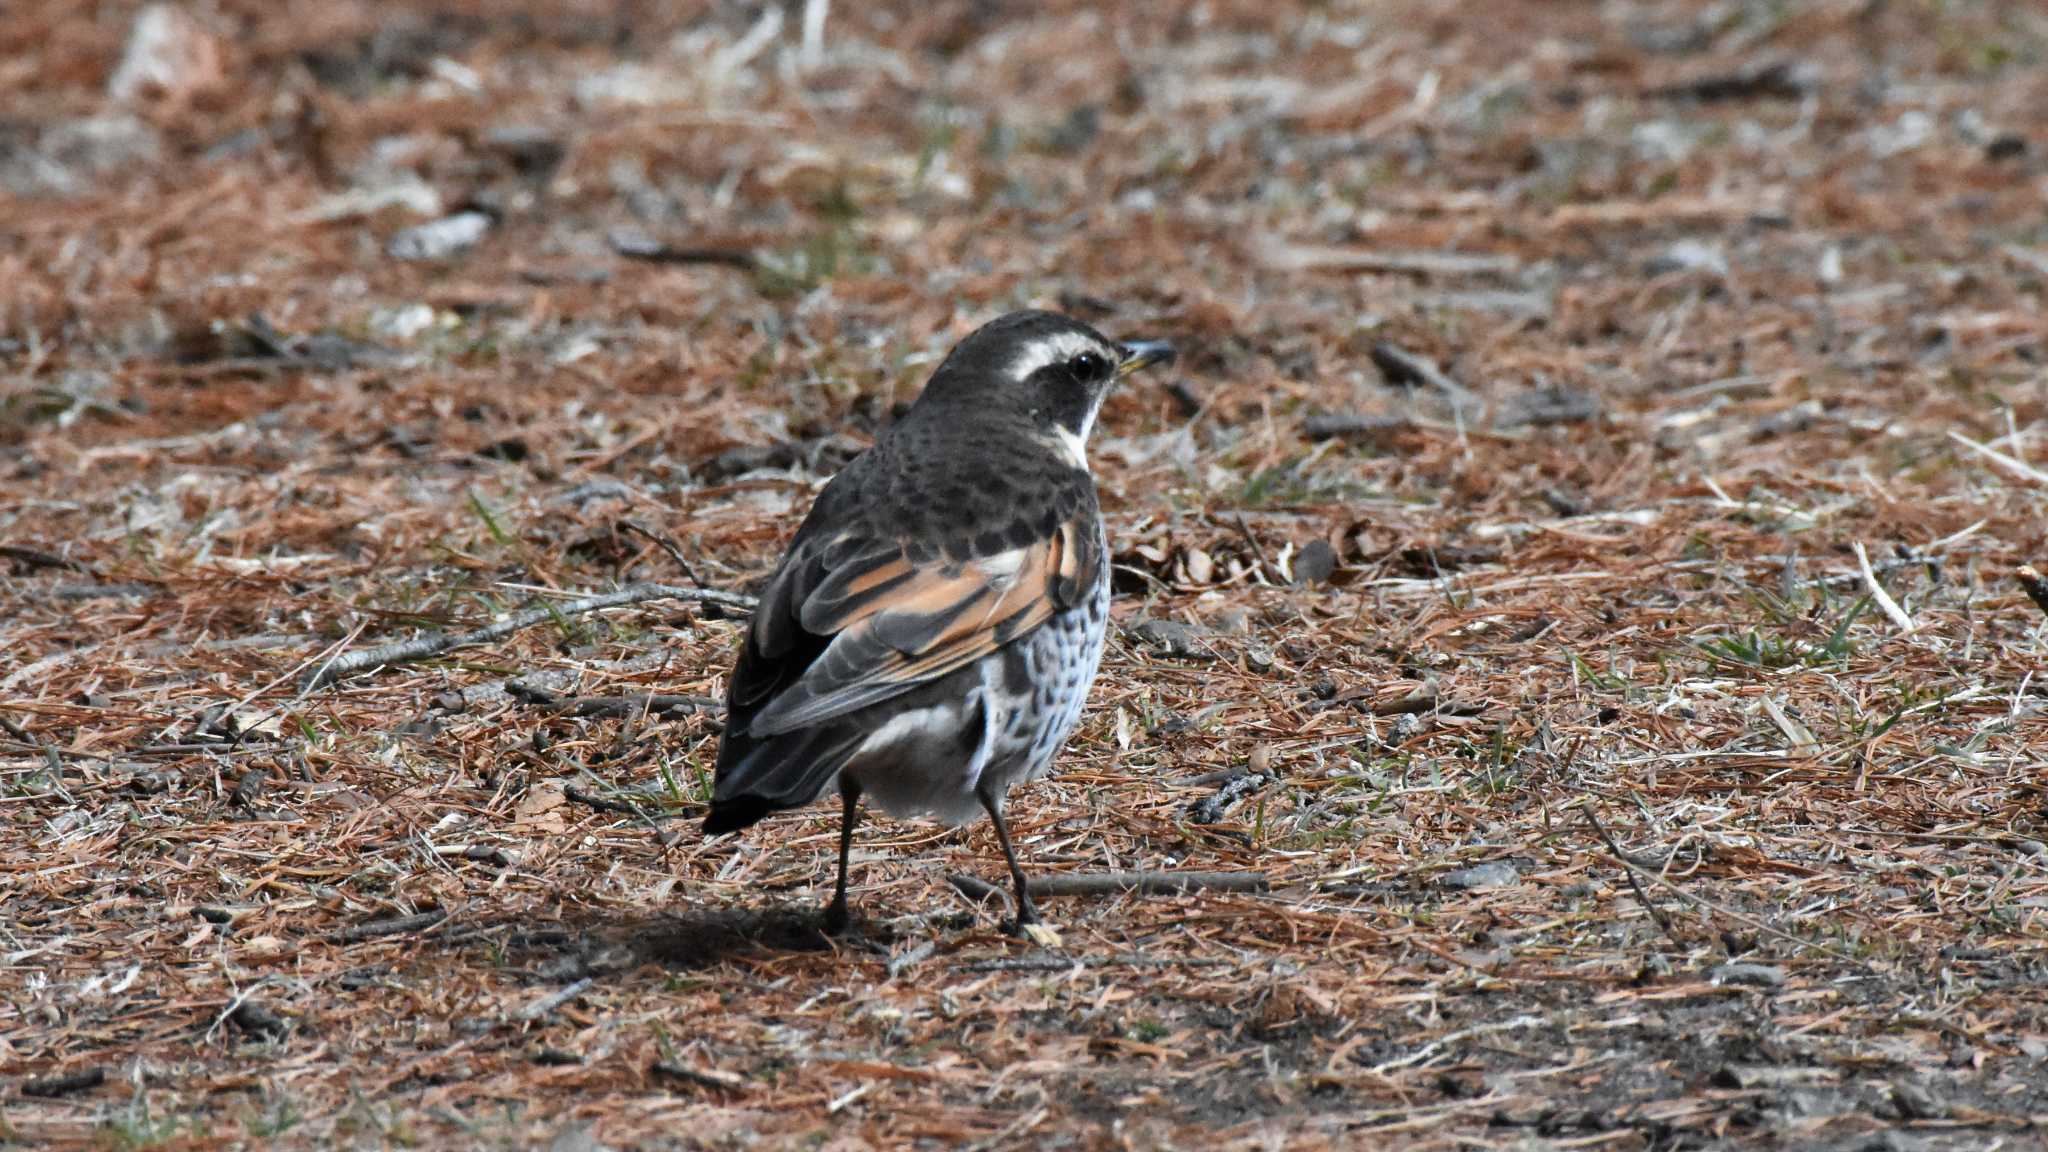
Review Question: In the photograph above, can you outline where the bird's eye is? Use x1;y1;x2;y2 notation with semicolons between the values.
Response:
1068;351;1110;383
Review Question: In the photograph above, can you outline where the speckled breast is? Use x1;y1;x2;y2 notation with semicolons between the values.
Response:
983;530;1112;790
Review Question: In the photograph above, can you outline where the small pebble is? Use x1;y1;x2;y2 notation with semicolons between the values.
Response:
1293;538;1338;585
1129;619;1210;659
1439;862;1519;890
1707;962;1785;988
389;210;492;261
1645;239;1728;278
1889;1078;1948;1121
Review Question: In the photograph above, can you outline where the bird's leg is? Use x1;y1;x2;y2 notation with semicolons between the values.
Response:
824;778;861;935
976;784;1040;929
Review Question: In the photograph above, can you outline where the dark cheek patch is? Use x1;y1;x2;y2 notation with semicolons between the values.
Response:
1029;364;1094;435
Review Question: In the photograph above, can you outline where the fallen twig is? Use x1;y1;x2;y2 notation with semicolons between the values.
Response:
0;711;63;777
203;976;282;1043
301;583;756;689
1801;553;1940;591
563;783;692;823
1301;412;1415;443
617;520;709;588
1188;772;1271;824
20;1067;105;1098
1368;1015;1547;1075
517;977;594;1021
609;228;758;269
1034;871;1269;897
1582;803;1689;952
0;543;87;572
1648;59;1815;103
1371;680;1440;716
1369;342;1476;410
885;941;937;979
955;954;1231;973
0;712;36;745
948;874;1003;903
651;1060;747;1092
1222;512;1285;586
41;581;159;601
1853;542;1915;633
950;870;1269;902
826;1083;871;1115
331;910;450;943
511;687;719;719
1578;799;1866;967
1948;430;2048;487
430;843;518;867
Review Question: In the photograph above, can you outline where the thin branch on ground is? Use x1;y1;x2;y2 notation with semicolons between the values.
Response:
329;911;451;943
1370;341;1480;411
510;687;720;718
618;520;710;588
1581;801;1690;952
301;583;756;689
1853;542;1915;632
950;870;1269;902
1948;430;2048;487
562;782;693;823
515;976;595;1021
954;954;1231;973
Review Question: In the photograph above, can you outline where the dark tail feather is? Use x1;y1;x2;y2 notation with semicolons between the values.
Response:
703;794;775;835
703;724;864;837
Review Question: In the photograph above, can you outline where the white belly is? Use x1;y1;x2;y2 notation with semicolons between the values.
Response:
846;575;1109;826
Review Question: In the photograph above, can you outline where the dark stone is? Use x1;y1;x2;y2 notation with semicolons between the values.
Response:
1128;618;1211;659
1293;539;1338;585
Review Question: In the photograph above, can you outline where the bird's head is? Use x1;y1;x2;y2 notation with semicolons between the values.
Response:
916;310;1176;466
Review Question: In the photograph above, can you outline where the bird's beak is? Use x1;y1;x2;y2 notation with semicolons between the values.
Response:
1116;339;1177;378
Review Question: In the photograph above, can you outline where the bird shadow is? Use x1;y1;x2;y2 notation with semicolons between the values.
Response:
630;904;897;968
454;904;902;976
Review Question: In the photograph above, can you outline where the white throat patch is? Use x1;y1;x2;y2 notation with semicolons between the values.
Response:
1049;424;1089;470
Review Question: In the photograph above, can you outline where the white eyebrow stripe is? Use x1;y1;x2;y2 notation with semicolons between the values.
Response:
1006;330;1110;381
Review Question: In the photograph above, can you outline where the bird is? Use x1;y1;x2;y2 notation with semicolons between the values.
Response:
702;309;1175;936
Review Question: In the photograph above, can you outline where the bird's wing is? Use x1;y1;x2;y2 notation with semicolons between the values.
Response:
735;513;1102;737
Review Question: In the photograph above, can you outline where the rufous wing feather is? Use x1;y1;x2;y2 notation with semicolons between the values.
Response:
744;523;1091;736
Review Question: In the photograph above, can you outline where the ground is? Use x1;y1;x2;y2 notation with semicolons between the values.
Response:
3;1;2047;1148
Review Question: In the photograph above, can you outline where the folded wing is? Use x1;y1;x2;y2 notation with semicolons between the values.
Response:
754;517;1098;733
709;512;1101;825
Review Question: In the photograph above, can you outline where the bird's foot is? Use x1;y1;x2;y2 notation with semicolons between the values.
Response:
1019;921;1064;948
822;897;854;937
1006;896;1060;947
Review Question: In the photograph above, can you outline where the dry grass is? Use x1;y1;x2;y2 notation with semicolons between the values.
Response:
4;1;2047;1148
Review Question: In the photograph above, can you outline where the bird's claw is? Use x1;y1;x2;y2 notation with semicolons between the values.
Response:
1020;921;1064;949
